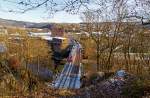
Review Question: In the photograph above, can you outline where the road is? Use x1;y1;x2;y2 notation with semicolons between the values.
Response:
51;41;83;89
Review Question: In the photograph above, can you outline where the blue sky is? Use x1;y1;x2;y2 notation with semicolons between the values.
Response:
0;0;82;23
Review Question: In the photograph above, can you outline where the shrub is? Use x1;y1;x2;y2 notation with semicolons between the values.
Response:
122;77;148;98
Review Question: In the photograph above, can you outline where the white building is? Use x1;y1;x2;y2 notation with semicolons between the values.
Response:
28;32;52;40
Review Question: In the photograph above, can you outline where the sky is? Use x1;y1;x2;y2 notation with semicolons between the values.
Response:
0;0;145;23
0;0;82;23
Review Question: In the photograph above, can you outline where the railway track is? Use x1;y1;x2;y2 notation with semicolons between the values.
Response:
51;41;82;89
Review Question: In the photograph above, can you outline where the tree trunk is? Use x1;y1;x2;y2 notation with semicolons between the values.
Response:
96;43;100;71
97;36;101;71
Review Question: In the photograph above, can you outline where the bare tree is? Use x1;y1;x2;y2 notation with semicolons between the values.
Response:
1;0;150;25
2;0;91;14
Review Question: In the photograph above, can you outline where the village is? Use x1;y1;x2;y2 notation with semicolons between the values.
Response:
0;20;149;97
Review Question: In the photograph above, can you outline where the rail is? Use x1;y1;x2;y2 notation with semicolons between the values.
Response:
50;41;82;89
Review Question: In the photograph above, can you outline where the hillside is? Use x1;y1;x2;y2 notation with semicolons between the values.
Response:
0;18;51;29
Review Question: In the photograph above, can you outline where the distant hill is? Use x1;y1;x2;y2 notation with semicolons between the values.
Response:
0;18;51;29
